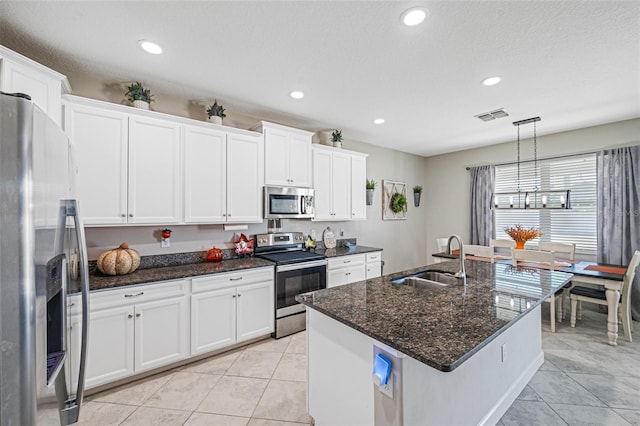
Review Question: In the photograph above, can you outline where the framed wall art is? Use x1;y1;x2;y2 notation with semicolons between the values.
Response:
382;180;407;220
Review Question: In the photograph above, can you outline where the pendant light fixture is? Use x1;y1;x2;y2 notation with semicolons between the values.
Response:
491;117;571;210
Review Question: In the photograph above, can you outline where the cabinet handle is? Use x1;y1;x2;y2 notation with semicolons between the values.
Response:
129;213;133;217
346;272;351;276
343;260;351;263
237;293;242;297
121;214;126;218
67;302;75;308
227;213;231;217
128;314;133;319
223;213;227;217
229;277;243;281
232;294;237;298
352;213;355;215
124;292;144;298
136;313;141;317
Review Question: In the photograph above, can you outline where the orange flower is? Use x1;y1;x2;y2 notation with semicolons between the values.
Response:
504;224;542;242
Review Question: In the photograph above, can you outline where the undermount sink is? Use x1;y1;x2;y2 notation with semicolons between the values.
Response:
390;269;465;290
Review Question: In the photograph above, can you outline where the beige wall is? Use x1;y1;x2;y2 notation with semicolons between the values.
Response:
423;118;640;260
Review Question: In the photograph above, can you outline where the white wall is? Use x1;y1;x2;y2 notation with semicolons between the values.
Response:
424;118;640;259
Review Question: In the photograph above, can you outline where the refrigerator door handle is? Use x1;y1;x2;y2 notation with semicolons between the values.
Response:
60;200;90;425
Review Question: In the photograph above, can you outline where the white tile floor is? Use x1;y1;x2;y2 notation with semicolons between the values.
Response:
79;305;640;425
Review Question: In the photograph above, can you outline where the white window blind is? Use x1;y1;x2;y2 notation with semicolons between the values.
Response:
494;153;597;257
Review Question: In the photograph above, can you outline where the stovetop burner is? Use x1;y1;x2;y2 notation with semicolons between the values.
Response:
257;250;326;265
254;232;326;265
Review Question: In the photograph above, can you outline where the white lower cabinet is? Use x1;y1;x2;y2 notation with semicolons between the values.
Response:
327;251;383;287
79;280;189;389
365;251;383;279
191;267;274;356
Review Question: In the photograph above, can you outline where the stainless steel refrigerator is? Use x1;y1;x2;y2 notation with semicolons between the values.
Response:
1;92;89;425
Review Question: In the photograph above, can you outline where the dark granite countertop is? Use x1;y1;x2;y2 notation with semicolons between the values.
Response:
89;257;274;291
315;245;382;258
296;259;572;372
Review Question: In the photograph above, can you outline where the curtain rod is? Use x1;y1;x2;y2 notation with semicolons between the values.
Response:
465;150;597;171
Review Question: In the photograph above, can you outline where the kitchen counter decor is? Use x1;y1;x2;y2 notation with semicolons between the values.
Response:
96;242;141;275
504;224;542;249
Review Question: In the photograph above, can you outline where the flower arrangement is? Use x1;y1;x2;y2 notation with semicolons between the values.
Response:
504;224;542;243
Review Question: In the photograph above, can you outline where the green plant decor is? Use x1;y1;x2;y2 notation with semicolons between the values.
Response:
125;81;154;103
331;129;343;142
366;179;377;190
206;100;227;118
390;193;407;213
413;185;423;194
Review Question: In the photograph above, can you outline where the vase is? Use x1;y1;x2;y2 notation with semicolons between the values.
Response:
366;189;374;205
133;100;150;110
515;240;525;250
208;116;222;125
414;192;421;207
333;141;342;149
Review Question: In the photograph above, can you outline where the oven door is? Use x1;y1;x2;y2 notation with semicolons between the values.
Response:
275;259;327;318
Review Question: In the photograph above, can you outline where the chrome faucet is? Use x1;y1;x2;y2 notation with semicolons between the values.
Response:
446;234;466;279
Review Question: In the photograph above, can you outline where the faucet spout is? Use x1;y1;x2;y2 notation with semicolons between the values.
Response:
446;234;466;279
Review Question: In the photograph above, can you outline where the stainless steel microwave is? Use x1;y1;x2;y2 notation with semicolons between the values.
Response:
264;186;315;219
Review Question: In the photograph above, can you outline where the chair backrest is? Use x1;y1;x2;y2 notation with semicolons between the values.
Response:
621;250;640;305
436;238;449;253
491;239;516;248
539;242;576;261
463;244;494;261
510;248;555;269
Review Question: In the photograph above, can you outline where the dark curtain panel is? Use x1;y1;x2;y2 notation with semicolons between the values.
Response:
470;165;495;245
597;145;640;319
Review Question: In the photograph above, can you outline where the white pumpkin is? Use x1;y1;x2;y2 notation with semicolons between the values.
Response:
97;242;141;275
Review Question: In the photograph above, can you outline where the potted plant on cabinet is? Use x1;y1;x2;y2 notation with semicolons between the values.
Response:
206;100;226;125
125;81;154;110
331;129;343;148
366;179;376;205
413;185;423;207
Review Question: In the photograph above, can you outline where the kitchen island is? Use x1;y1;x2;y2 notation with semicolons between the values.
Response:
296;259;573;426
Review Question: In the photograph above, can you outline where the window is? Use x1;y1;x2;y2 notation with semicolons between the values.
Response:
494;153;597;257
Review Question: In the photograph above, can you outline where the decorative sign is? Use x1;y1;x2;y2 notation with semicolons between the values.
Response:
382;180;407;220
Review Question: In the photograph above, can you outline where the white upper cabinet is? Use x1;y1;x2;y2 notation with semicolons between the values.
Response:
226;133;263;222
183;126;227;223
262;121;312;187
312;145;367;221
128;116;182;224
64;102;129;225
0;45;70;125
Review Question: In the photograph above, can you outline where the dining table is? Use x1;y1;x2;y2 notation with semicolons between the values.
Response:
432;251;628;345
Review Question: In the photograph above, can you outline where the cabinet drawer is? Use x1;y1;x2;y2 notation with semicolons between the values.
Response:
328;254;366;270
84;280;189;312
192;266;274;293
366;251;382;263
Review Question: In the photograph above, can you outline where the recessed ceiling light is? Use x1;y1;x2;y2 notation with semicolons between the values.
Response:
401;7;429;26
373;118;385;125
481;76;502;86
139;40;162;55
289;91;304;99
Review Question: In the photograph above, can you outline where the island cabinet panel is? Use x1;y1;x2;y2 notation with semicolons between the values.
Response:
81;280;190;389
63;103;129;225
128;116;182;224
262;121;312;187
183;126;227;223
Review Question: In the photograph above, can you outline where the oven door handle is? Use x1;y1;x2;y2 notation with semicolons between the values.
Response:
276;259;327;272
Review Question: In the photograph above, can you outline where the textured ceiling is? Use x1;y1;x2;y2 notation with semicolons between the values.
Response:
0;1;638;156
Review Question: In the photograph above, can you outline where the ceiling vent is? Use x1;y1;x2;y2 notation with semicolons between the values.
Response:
474;108;509;122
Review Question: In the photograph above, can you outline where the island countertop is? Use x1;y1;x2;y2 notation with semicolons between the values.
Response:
296;259;572;372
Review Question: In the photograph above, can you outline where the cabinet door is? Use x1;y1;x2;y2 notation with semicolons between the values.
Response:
226;134;263;222
128;116;182;224
1;58;62;124
327;268;350;288
366;261;382;279
264;127;290;186
236;281;274;342
85;305;135;388
288;133;312;187
312;149;333;220
350;155;366;220
331;151;351;220
184;126;226;223
66;314;82;392
190;287;237;355
348;265;366;284
134;295;189;372
64;103;128;225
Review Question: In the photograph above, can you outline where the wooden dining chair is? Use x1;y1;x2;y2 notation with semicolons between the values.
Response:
539;242;576;318
511;248;562;332
570;250;640;342
463;244;494;262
